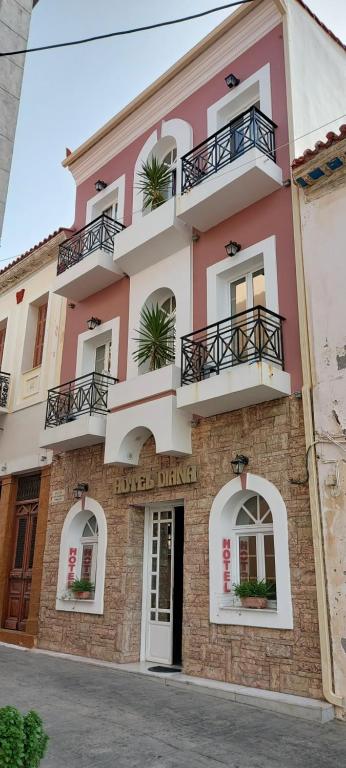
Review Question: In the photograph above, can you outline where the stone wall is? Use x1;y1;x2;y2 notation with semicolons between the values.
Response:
38;395;323;698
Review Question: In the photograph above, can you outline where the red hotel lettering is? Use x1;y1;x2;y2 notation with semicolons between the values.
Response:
222;538;231;593
67;546;77;586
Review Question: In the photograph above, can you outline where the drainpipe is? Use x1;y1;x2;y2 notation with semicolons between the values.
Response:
276;0;343;709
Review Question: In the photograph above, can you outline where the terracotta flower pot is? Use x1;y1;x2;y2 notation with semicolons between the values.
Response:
73;591;91;600
241;596;268;609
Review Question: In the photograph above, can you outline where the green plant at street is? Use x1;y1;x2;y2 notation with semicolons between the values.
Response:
233;579;275;598
132;303;176;372
70;578;94;593
137;157;172;210
0;706;48;767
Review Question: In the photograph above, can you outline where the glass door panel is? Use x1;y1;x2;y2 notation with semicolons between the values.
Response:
146;508;174;664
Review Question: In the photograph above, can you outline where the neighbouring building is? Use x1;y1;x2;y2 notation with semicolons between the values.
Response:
0;229;70;647
292;126;346;719
0;0;39;237
33;0;345;716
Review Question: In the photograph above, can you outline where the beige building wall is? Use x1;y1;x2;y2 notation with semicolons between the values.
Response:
0;0;37;237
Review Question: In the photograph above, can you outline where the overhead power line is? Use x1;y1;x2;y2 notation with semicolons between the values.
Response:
0;1;254;57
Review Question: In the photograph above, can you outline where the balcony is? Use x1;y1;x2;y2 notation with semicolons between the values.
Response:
177;107;282;231
54;214;126;300
0;372;10;412
176;307;291;417
40;372;117;452
114;196;191;276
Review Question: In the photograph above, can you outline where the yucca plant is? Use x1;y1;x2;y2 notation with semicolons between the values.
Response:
137;157;173;210
132;304;176;371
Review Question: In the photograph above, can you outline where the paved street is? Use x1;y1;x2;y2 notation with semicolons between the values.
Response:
0;645;345;768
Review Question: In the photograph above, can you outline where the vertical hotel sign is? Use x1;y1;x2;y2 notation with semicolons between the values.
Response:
67;547;77;586
222;538;231;593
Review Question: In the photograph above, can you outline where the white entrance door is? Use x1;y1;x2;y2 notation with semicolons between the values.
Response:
145;507;174;664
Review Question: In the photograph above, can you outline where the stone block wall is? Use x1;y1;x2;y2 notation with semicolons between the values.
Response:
38;395;323;699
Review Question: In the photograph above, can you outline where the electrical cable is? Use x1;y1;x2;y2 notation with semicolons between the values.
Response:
0;1;254;57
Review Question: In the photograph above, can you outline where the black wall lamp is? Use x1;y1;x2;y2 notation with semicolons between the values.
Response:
87;317;101;330
225;240;241;257
231;455;249;475
95;179;108;192
73;483;89;500
225;73;240;89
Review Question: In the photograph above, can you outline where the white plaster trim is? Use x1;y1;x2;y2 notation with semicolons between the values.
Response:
161;118;193;197
75;317;120;379
207;235;278;325
132;131;158;223
207;63;272;135
209;473;293;629
86;174;125;225
56;496;107;615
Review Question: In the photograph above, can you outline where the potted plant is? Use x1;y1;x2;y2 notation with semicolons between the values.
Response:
233;579;275;609
137;157;173;211
132;303;175;372
70;578;94;600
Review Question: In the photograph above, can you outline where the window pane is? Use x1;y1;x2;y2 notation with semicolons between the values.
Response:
243;496;258;519
14;518;27;569
264;534;276;581
259;496;271;521
158;522;172;610
239;536;257;582
81;545;94;581
231;277;247;316
236;507;255;525
253;268;266;308
158;612;170;622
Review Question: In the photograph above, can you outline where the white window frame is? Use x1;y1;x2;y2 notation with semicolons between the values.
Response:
76;318;120;379
56;497;107;615
207;63;272;136
209;473;293;629
207;236;278;326
86;175;125;225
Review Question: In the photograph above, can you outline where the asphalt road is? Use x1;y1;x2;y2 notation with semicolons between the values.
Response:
0;645;345;767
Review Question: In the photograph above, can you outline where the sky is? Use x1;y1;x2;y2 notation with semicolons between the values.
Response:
0;0;345;266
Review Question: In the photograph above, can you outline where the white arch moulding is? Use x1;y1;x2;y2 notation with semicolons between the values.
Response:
56;496;107;615
209;473;293;629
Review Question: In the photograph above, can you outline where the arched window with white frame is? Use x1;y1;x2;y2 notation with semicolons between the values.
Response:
56;497;107;615
209;474;293;629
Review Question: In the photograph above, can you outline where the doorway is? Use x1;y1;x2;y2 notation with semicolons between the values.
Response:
4;475;41;631
142;504;184;666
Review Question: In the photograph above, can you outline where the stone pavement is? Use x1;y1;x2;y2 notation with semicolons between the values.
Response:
0;645;345;768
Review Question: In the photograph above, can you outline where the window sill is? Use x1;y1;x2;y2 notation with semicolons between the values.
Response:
220;605;277;614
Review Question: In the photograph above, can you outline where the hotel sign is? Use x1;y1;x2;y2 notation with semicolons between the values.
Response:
114;465;197;494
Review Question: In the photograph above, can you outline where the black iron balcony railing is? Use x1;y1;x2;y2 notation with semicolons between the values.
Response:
0;372;10;409
181;107;277;193
181;306;284;386
57;214;126;275
45;372;118;428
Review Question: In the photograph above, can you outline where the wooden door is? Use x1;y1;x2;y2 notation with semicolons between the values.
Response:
5;500;38;631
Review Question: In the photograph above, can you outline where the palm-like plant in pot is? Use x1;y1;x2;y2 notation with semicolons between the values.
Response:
132;303;176;372
70;578;94;600
233;579;275;609
137;157;173;211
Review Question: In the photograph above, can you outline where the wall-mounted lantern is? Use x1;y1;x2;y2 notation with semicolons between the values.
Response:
87;317;101;331
225;73;240;89
225;240;241;257
73;483;89;500
231;455;249;475
95;180;107;192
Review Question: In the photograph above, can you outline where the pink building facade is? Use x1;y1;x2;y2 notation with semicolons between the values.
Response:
37;0;345;718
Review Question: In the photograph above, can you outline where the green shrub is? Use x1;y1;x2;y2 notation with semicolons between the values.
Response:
233;579;275;598
0;706;24;767
0;707;48;767
23;711;49;768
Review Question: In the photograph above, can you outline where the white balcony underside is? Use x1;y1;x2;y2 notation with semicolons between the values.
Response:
53;248;123;301
114;197;191;276
176;361;291;417
177;150;282;231
39;414;106;452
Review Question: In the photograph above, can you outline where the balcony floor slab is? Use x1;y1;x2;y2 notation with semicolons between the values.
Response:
177;361;291;417
53;248;123;301
177;150;282;231
39;414;107;452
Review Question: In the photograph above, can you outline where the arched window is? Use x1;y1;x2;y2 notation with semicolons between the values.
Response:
80;515;98;584
234;494;275;592
209;475;293;629
56;498;107;615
